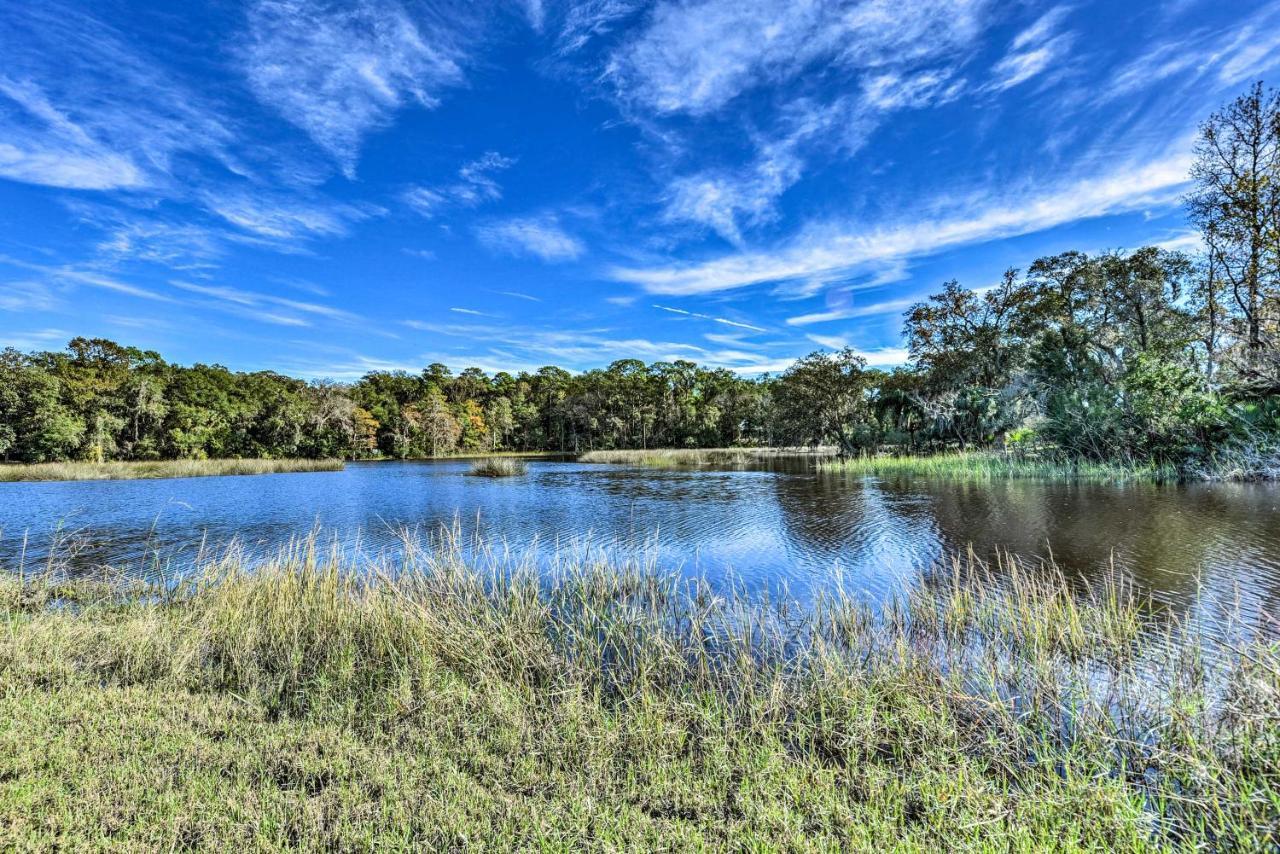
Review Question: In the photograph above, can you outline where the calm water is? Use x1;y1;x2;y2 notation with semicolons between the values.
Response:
1;458;1278;633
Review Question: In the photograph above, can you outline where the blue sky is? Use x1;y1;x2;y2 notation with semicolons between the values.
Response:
1;0;1277;378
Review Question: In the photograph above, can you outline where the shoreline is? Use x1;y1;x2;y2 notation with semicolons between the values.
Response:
576;448;1280;483
820;450;1280;483
4;449;1276;484
0;458;345;483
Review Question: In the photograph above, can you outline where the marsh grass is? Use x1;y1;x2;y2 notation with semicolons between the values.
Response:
468;457;529;477
821;451;1179;483
0;458;344;482
0;534;1276;849
580;447;836;467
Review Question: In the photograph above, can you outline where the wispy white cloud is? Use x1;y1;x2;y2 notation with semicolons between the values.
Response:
660;115;817;244
555;0;643;54
663;169;789;246
0;279;60;312
474;214;585;261
456;152;515;198
988;42;1059;91
292;314;890;378
275;277;331;298
1;253;364;330
721;358;798;374
612;149;1192;295
787;310;850;326
787;296;917;326
659;84;932;243
241;0;468;177
0;254;175;302
169;279;361;326
653;304;767;332
0;5;235;191
861;69;964;110
404;151;515;217
403;318;779;372
69;198;363;277
401;187;448;218
852;347;910;367
1109;2;1280;99
635;1;990;241
1213;2;1280;85
94;221;224;270
0;2;422;276
1153;230;1205;253
201;189;381;243
449;307;496;317
703;331;762;348
67;203;229;271
986;7;1073;92
606;0;989;116
0;80;143;189
805;333;846;349
1108;42;1201;98
63;269;175;302
0;328;72;352
712;318;766;332
519;0;546;31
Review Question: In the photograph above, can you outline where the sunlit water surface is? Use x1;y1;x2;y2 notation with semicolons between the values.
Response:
2;458;1278;638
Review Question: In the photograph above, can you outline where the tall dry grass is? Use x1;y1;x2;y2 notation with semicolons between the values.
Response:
468;458;529;477
821;451;1178;482
0;535;1274;850
580;447;836;467
1;533;1276;846
0;458;344;482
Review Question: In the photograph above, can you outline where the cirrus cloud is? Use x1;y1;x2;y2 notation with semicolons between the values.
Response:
474;214;585;262
606;0;990;116
0;4;235;191
241;0;469;177
611;149;1193;295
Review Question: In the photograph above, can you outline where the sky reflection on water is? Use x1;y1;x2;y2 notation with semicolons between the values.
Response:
1;458;1278;638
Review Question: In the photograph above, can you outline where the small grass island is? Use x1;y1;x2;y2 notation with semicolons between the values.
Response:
468;457;528;477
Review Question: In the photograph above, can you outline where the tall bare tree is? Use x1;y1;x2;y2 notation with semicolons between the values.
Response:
1187;82;1280;387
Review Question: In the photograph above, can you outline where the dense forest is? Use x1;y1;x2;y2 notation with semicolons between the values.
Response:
2;84;1279;475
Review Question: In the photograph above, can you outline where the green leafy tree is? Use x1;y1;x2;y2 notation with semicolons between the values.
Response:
772;349;874;456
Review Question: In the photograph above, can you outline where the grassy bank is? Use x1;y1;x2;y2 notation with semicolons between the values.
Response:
468;457;528;477
1;539;1276;849
821;451;1179;483
0;458;344;482
580;447;836;467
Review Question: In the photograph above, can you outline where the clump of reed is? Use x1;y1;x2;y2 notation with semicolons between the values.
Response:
0;458;344;482
1191;439;1280;481
821;451;1178;483
468;457;528;477
580;446;835;467
0;533;1276;848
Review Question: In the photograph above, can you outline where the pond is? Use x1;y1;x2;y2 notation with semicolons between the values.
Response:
1;457;1278;636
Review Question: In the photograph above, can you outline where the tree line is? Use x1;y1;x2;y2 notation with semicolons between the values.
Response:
1;84;1278;473
0;341;779;462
